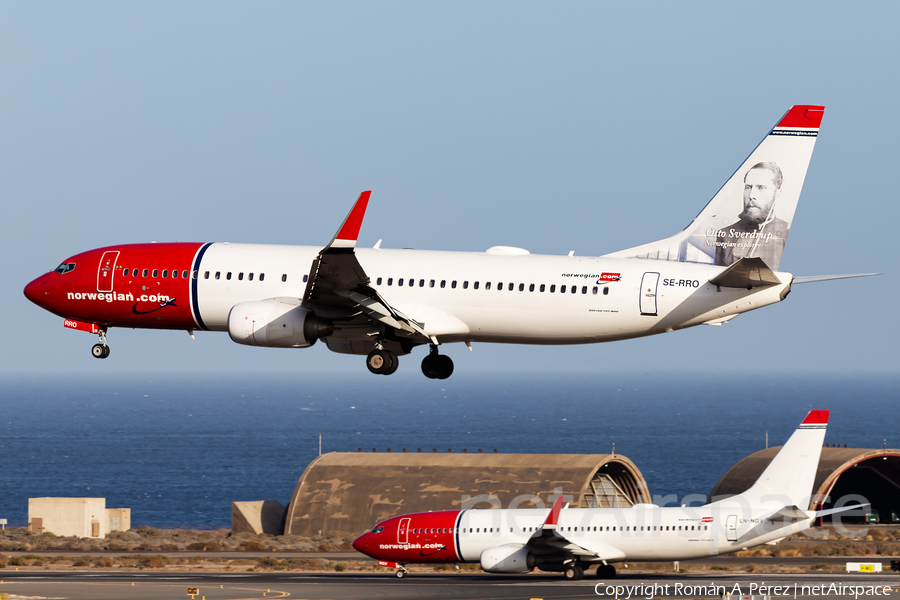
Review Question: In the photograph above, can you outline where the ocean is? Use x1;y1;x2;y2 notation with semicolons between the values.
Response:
1;371;896;529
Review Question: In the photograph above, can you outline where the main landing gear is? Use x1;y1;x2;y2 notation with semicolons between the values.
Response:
366;348;399;375
421;344;453;379
91;327;110;359
596;563;616;578
563;564;584;580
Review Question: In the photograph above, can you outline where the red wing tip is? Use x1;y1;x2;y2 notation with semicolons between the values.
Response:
777;105;825;129
335;191;372;242
802;410;830;425
545;496;564;526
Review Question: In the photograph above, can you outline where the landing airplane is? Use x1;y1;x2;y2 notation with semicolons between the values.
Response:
23;105;874;378
352;411;865;580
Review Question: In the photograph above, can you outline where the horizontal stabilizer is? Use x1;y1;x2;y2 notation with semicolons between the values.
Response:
792;273;881;284
709;257;781;289
815;503;869;518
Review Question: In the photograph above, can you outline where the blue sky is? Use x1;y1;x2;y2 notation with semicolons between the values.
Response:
3;2;897;378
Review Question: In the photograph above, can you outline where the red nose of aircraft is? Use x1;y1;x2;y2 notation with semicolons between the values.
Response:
352;533;371;556
24;275;49;307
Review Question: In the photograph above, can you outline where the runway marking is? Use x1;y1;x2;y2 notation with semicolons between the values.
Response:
0;580;292;599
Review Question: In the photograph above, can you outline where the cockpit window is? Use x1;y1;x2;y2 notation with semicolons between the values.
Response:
370;525;384;534
54;262;76;274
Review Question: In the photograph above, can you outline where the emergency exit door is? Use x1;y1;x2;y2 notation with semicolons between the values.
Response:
398;517;410;544
97;251;120;293
640;272;660;316
726;515;738;541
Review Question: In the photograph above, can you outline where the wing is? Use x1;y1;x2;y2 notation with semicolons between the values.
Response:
525;497;625;562
302;192;429;338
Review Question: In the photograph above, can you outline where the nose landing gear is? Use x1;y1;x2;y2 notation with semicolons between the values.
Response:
91;327;110;359
421;344;453;379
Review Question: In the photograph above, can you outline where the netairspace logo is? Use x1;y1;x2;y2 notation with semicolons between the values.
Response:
594;583;895;599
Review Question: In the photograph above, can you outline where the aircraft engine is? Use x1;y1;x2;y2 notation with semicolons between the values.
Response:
227;299;332;348
479;545;534;573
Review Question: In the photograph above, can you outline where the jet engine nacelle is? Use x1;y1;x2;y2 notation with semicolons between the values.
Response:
227;299;332;348
479;545;534;573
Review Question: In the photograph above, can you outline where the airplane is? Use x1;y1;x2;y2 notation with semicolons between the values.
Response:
23;105;876;378
351;410;866;580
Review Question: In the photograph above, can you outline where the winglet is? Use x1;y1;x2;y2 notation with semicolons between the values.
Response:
543;496;564;527
326;191;371;251
801;410;829;426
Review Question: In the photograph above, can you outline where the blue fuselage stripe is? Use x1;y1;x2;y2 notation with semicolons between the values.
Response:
191;242;213;330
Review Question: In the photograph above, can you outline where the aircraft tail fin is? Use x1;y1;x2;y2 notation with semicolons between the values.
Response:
736;410;828;508
605;105;824;271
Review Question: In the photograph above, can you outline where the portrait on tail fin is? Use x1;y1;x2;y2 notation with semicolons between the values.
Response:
711;161;789;267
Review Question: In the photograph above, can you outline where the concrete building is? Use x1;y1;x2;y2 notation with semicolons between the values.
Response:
710;447;900;522
284;451;649;537
28;498;131;538
232;500;286;535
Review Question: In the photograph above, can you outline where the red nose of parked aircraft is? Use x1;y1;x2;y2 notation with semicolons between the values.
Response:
352;533;370;556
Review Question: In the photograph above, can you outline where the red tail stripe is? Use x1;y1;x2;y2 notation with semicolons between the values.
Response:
776;105;824;129
802;410;829;425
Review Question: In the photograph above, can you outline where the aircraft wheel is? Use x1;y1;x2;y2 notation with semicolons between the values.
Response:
383;354;399;375
92;344;107;359
366;349;394;375
436;354;453;379
421;354;440;379
563;565;583;580
395;569;407;579
101;345;110;358
596;564;616;578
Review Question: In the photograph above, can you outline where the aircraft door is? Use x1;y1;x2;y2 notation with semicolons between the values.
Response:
398;517;410;545
726;515;738;541
97;251;120;293
639;272;660;316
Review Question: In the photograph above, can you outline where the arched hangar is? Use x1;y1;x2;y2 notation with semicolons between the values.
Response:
709;447;900;523
284;452;650;537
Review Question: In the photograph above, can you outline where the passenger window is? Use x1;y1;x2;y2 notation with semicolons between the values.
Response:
572;286;577;294
204;271;210;279
540;284;545;292
529;283;535;292
183;270;189;279
550;285;556;293
282;274;288;282
474;281;479;289
249;273;254;281
518;283;524;291
463;281;468;289
172;270;179;279
192;270;198;279
377;277;383;285
582;286;587;294
419;279;425;287
260;273;265;281
603;286;609;295
388;278;393;286
226;272;232;280
215;272;221;280
560;285;566;293
123;268;130;276
152;269;159;278
429;279;435;288
485;282;491;290
162;270;168;278
409;279;414;287
238;273;243;281
592;286;598;294
399;278;404;286
451;281;457;288
508;283;513;291
498;282;503;290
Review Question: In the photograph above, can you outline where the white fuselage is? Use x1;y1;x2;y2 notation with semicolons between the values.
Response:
193;243;792;344
456;502;809;563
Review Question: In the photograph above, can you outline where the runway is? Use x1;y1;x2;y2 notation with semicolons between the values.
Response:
2;570;899;600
